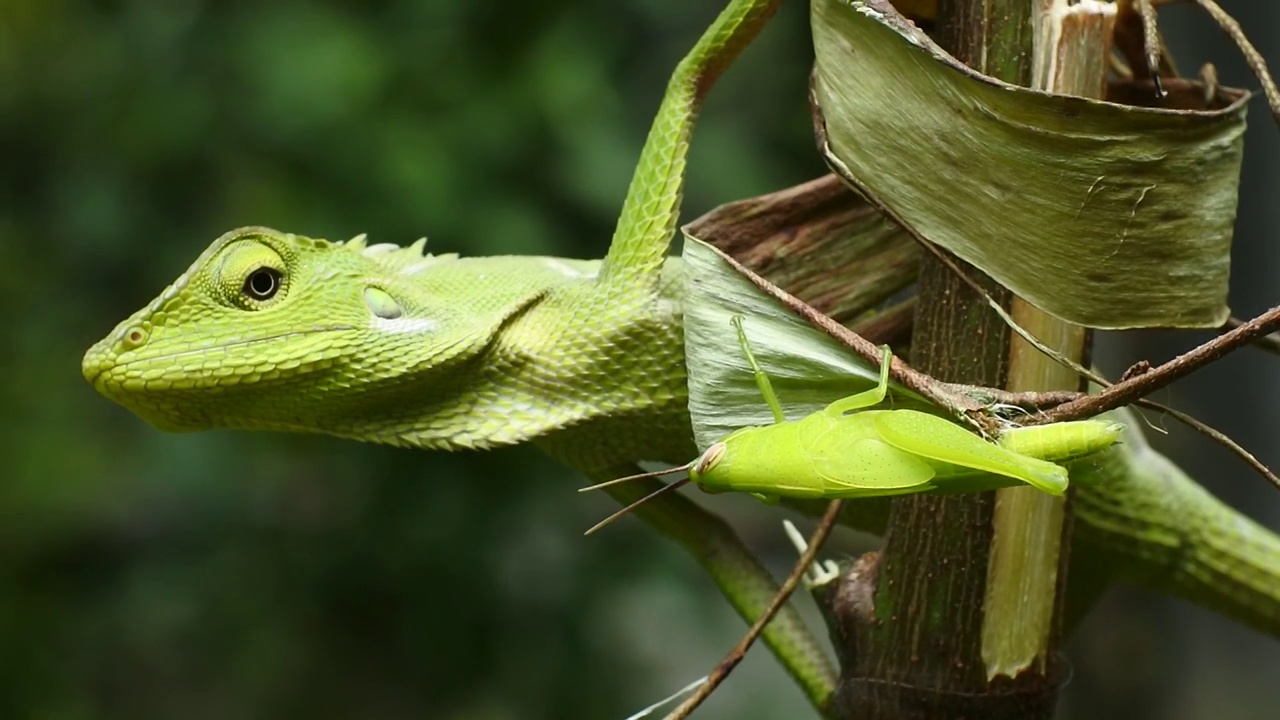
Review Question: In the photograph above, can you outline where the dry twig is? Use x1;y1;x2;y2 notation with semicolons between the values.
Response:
1224;315;1280;357
662;500;845;720
1190;0;1280;125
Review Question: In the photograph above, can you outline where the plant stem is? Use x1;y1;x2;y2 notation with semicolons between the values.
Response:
983;0;1114;683
830;0;1060;716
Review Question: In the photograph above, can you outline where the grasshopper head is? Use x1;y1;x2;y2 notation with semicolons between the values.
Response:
687;440;730;493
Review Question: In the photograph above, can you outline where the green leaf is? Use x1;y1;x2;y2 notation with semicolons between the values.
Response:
681;233;923;450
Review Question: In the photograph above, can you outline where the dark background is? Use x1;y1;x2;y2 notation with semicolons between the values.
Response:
2;1;1277;718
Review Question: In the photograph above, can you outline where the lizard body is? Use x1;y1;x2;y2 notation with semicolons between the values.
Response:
82;224;843;704
83;226;694;471
84;0;850;708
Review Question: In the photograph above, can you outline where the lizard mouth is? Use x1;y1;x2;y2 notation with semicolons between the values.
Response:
83;326;357;386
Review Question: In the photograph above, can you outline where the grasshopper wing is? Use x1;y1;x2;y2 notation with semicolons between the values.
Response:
869;411;1068;495
803;429;938;497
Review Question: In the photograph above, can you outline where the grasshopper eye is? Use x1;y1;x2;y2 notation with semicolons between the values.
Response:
243;267;282;301
693;442;727;476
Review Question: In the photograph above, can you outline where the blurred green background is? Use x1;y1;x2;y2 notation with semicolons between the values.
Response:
2;1;1278;718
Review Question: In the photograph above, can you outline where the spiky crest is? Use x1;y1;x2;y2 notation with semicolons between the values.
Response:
340;233;457;276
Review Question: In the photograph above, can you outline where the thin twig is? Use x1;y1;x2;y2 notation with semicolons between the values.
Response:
1191;0;1280;126
1115;0;1178;88
1138;0;1166;97
914;243;1108;411
956;387;1081;412
914;235;1280;418
713;247;1063;432
716;196;1280;487
624;676;709;720
1134;398;1280;490
662;499;845;720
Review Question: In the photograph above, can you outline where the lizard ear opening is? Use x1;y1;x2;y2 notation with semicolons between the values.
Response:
363;287;403;320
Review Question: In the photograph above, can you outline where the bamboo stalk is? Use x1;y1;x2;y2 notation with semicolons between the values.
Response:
982;0;1115;682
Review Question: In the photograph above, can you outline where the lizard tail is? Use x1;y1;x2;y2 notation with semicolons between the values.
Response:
1070;410;1280;637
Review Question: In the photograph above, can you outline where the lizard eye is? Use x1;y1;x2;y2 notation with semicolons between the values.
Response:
243;267;282;301
216;239;288;309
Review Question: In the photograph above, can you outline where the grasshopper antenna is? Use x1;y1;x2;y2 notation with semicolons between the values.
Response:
583;477;691;536
578;463;694;493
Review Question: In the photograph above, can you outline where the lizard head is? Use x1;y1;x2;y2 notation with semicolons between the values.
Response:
82;226;483;434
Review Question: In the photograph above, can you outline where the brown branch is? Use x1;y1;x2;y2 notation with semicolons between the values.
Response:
663;499;845;720
1114;0;1178;89
1223;315;1280;357
710;178;1280;487
723;231;1280;468
908;229;1280;488
1138;0;1166;96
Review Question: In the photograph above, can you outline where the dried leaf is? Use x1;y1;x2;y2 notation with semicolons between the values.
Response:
812;0;1249;328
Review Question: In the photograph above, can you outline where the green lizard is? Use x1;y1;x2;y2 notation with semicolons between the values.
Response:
83;0;842;709
82;0;1280;711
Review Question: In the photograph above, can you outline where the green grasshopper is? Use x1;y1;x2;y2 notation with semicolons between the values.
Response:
583;317;1121;532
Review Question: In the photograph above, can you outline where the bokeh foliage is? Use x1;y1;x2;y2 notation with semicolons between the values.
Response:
2;1;1278;719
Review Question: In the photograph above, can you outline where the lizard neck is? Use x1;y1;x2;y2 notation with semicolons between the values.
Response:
356;257;696;471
